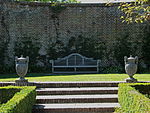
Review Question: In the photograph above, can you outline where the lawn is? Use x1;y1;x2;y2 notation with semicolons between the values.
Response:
0;73;149;82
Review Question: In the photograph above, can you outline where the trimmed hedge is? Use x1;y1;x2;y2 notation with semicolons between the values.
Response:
0;86;36;113
0;87;21;104
116;83;150;113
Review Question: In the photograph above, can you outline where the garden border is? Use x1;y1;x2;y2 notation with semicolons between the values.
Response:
0;86;36;113
116;83;150;113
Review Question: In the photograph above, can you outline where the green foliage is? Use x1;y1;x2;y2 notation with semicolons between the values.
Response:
0;87;20;104
107;0;149;23
14;39;40;66
102;66;123;74
116;83;150;113
0;86;36;113
118;0;150;23
114;33;132;66
0;65;15;74
142;25;150;68
16;0;80;14
66;35;105;59
51;5;66;14
133;84;150;96
47;35;105;61
0;74;150;82
29;65;51;73
0;43;6;66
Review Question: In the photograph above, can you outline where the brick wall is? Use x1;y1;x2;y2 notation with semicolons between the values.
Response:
0;1;147;73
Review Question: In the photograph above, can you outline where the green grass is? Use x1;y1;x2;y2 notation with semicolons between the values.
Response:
0;73;150;82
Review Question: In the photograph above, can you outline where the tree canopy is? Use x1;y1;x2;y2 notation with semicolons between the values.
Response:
117;0;150;23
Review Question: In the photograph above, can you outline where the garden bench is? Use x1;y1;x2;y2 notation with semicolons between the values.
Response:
50;53;100;73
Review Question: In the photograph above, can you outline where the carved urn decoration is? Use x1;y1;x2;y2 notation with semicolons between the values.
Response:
15;55;29;83
124;55;138;82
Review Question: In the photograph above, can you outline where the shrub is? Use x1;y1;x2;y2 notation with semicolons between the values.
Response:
102;66;124;74
29;65;51;73
0;86;36;113
116;83;150;113
0;87;20;104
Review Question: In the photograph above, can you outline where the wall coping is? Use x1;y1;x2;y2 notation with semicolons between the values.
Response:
0;1;128;7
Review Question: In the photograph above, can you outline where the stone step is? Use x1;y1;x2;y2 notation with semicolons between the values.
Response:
32;82;121;113
36;94;118;104
33;103;120;113
0;81;123;88
35;81;122;88
36;87;118;95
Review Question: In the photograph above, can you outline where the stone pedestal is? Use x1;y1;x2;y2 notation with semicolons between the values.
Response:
126;77;137;83
15;79;28;86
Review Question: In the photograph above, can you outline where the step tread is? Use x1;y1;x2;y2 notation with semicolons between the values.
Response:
35;81;121;88
34;103;120;109
36;87;118;91
36;94;118;99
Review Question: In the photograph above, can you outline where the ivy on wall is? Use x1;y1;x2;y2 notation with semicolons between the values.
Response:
14;37;40;72
0;1;149;74
142;25;150;70
114;33;132;66
47;35;105;60
15;39;39;63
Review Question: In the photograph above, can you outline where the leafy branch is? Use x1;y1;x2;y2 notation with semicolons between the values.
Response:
107;0;150;23
119;0;150;23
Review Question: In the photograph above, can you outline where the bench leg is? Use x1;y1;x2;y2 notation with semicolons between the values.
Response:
74;67;76;73
97;67;99;73
52;67;54;73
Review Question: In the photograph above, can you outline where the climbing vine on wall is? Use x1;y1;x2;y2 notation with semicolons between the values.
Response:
142;25;150;69
14;38;40;65
65;35;105;59
0;7;13;73
114;33;132;66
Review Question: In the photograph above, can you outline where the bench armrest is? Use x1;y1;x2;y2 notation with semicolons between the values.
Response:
49;60;54;65
97;60;101;65
50;60;54;73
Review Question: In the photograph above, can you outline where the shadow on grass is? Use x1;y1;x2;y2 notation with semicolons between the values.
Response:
0;73;101;79
0;73;49;79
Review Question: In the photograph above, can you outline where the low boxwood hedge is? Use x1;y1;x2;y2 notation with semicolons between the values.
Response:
0;86;21;104
0;86;36;113
115;83;150;113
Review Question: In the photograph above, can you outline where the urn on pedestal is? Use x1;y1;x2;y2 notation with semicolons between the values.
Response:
124;55;138;82
15;55;29;85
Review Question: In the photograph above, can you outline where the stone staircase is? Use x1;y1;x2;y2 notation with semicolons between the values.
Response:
32;82;120;113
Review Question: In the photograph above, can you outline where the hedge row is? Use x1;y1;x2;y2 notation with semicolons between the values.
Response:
115;83;150;113
0;87;20;104
0;86;36;113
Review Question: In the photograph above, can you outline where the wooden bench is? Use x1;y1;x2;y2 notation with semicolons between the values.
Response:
50;53;100;73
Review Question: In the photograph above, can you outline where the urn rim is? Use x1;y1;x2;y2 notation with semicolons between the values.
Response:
128;55;135;60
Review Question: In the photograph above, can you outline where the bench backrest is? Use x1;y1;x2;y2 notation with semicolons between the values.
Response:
54;53;97;66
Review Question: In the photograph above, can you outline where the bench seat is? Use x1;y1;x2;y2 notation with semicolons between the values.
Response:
50;53;100;73
53;65;98;68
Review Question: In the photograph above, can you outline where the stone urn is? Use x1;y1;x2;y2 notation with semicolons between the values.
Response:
15;55;29;83
124;55;138;82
